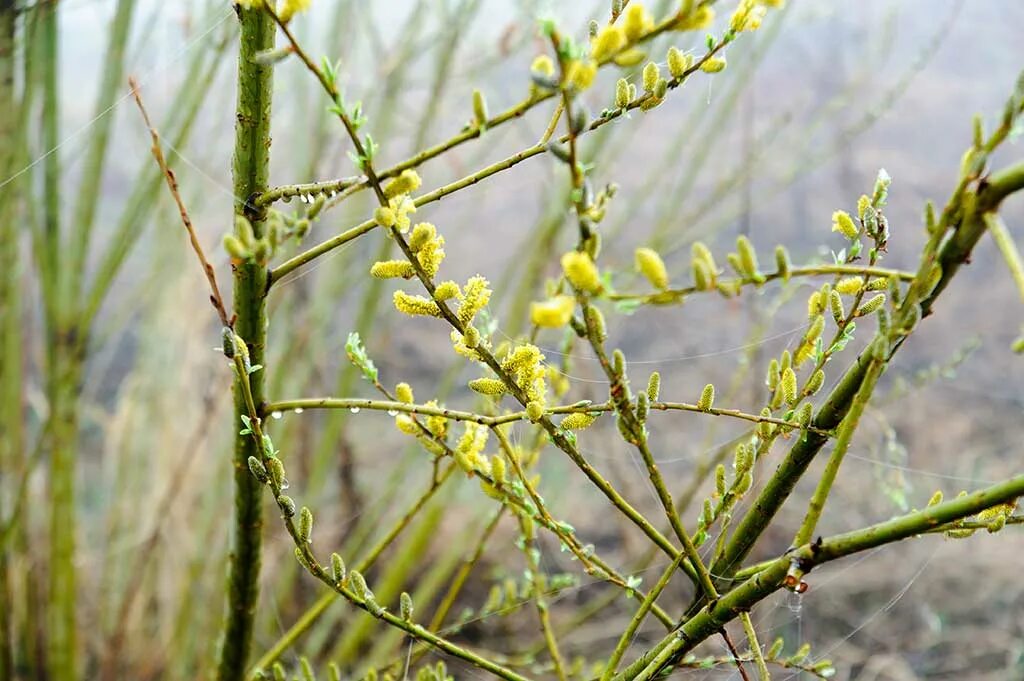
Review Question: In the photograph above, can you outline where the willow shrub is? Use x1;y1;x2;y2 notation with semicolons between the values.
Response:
142;1;1024;680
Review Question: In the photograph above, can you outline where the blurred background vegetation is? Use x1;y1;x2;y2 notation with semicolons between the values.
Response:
1;1;1022;679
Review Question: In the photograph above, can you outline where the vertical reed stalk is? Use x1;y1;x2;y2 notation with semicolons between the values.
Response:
217;6;274;680
0;2;19;676
36;2;81;679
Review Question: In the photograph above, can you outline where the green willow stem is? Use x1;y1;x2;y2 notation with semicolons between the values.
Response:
984;213;1024;303
217;6;274;680
792;357;883;547
738;612;769;680
601;550;687;681
250;461;459;671
616;471;1024;681
516;515;569;681
263;397;830;436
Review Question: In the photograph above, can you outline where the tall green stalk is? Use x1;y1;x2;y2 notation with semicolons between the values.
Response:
35;3;81;679
217;6;274;680
0;2;20;676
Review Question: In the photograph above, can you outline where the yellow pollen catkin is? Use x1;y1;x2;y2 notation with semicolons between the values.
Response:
374;206;396;228
642;62;660;92
565;59;598;92
530;295;576;328
457;276;492;326
832;210;859;240
835;277;863;295
370;260;415;279
635;247;669;289
434;280;460;300
591;25;626;62
676;6;714;30
278;0;311;22
561;251;602;294
395;383;414;404
383;169;422;200
531;54;555;77
393;290;441;318
561;412;599;430
623;2;654;41
468;378;507;396
700;57;727;74
667;46;691;78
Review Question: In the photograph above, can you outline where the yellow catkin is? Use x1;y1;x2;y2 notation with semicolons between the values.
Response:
856;293;886;316
502;344;547;406
394;415;419;435
635;247;669;289
370;260;415;279
561;251;602;294
565;59;598;91
468;378;507;396
831;210;859;239
642;62;660;92
807;291;823;318
857;194;870;220
457;276;492;326
415;233;445;278
698;383;715;411
729;0;766;32
531;54;555;77
623;2;654;41
700;57;727;73
530;295;576;328
561;412;599;430
383;169;422;200
408;222;436;251
278;0;312;22
667;46;691;78
395;383;414;404
454;423;489;475
781;367;798;404
591;24;626;62
423;400;447;439
691;241;717;273
676;6;714;30
393;291;441;317
434;280;460;300
374;206;396;228
615;78;631;108
835;277;863;295
388;195;416;233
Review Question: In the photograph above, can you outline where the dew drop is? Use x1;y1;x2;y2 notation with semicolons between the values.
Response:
271;411;283;420
294;408;304;414
387;409;399;416
350;406;361;414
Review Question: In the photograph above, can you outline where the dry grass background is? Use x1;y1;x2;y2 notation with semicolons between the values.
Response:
9;0;1024;679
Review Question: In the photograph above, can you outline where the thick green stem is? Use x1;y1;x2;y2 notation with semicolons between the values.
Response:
793;358;883;547
709;350;872;582
37;3;80;679
217;6;274;680
618;471;1024;681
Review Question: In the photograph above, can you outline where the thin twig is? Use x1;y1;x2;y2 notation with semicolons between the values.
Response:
128;76;230;327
